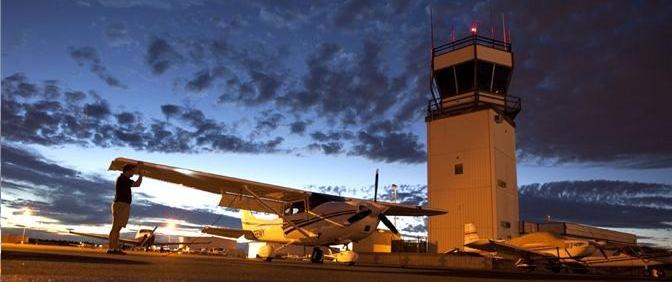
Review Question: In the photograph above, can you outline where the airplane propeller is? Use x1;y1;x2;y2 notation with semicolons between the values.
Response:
346;170;401;235
373;169;399;234
379;214;399;234
139;225;159;247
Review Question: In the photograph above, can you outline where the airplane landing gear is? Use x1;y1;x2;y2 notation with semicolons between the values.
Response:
311;247;324;263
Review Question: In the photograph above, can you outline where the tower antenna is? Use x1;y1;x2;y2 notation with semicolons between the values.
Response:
501;13;507;44
490;6;495;39
429;5;440;108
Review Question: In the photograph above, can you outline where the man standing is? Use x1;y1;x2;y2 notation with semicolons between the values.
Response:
108;163;143;254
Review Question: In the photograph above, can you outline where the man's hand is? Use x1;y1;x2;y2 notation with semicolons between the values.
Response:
133;161;144;187
137;161;144;176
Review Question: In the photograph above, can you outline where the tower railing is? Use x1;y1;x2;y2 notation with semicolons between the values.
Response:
426;93;521;120
434;35;512;56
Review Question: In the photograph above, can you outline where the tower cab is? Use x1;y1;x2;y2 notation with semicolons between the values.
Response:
428;32;520;122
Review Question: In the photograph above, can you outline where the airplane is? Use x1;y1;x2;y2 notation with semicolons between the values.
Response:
69;226;210;251
108;157;447;264
464;225;671;278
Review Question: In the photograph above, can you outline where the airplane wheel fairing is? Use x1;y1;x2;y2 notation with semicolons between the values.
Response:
258;244;274;260
334;251;359;264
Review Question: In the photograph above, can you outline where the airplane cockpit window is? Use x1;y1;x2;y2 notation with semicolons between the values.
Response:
284;201;305;215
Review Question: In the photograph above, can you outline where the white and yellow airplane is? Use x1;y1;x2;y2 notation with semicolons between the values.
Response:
69;226;210;251
108;158;446;263
465;225;671;277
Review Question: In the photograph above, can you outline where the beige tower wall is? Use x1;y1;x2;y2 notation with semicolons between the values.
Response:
427;109;519;252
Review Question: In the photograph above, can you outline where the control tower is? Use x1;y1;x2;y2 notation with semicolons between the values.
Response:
426;30;521;252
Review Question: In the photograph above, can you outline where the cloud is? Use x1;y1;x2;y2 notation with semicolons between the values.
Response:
1;74;285;155
68;47;127;88
254;110;285;133
145;38;183;75
185;66;227;92
0;144;238;228
104;22;132;47
289;120;308;135
519;180;672;228
350;121;426;164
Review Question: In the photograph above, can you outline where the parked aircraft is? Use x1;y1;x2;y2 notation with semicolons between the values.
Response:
108;157;446;263
70;226;210;251
465;226;670;278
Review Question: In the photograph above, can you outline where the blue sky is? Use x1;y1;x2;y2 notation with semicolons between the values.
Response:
2;0;671;247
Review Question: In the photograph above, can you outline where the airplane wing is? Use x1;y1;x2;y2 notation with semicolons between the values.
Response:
109;157;310;213
202;226;257;240
152;241;212;246
69;231;141;246
376;201;447;216
466;239;555;259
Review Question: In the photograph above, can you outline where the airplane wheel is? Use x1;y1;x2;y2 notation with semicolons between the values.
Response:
311;247;324;264
650;268;665;279
264;257;273;262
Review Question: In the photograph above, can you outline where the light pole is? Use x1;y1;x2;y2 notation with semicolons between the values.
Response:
391;184;398;227
21;207;32;244
166;220;177;245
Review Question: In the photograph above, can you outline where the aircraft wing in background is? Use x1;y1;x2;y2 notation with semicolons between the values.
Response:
466;239;555;259
202;226;257;241
69;230;142;246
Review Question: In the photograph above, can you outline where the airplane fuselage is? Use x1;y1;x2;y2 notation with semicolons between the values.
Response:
243;199;380;246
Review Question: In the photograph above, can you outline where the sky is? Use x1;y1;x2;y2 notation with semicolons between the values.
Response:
1;0;671;247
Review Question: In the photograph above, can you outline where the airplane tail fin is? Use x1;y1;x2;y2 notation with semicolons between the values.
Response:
240;209;283;230
463;223;480;251
240;210;259;230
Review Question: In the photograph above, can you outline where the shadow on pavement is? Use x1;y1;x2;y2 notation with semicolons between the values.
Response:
1;251;150;265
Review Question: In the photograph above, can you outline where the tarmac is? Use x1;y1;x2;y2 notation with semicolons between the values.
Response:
0;244;653;282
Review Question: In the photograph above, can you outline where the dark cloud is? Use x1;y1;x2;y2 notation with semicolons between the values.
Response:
160;104;182;119
519;180;672;229
1;74;285;155
350;121;426;164
254;110;285;133
145;38;183;75
68;46;127;88
0;144;238;228
308;142;344;155
289;120;308;135
185;66;227;92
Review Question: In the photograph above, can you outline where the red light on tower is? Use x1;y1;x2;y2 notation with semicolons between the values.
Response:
470;22;478;35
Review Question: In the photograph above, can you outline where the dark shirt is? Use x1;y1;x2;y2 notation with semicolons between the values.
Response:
114;174;134;204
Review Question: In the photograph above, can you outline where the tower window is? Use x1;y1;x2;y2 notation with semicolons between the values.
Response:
455;61;475;94
477;61;494;92
500;221;511;228
454;164;463;175
492;65;511;94
435;67;457;98
497;179;507;188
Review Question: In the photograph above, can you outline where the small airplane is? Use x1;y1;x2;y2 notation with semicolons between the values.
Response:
69;226;210;251
464;224;671;278
108;157;447;264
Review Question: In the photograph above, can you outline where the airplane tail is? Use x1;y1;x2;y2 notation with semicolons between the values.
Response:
241;210;281;230
240;210;256;230
463;223;480;251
